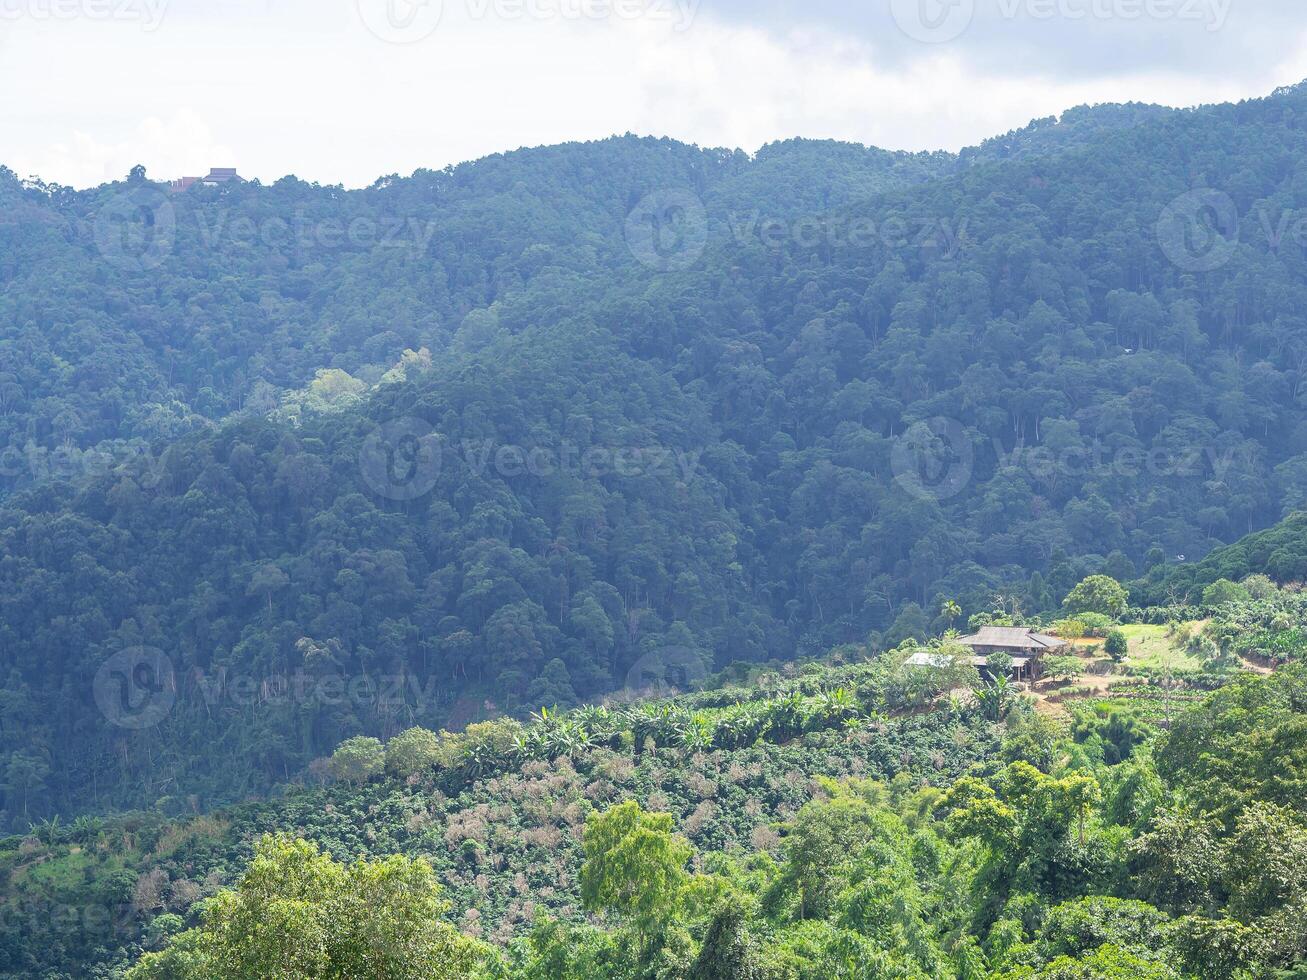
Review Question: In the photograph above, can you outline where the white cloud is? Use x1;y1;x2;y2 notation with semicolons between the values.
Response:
9;109;234;187
2;0;1306;188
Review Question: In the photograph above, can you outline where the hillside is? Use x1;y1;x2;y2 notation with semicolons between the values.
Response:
10;83;1307;827
6;626;1305;978
1135;510;1307;603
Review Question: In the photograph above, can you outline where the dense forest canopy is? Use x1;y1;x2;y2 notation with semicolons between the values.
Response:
7;83;1307;824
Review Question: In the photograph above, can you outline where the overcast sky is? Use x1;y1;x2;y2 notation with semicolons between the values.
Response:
3;0;1306;188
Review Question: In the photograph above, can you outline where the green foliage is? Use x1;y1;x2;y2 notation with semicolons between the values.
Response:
328;736;385;785
1137;512;1307;604
1104;630;1128;662
1045;656;1085;683
12;662;1307;980
126;835;489;979
988;651;1016;678
579;801;691;929
383;727;446;778
1063;577;1129;619
1201;579;1250;607
12;90;1307;825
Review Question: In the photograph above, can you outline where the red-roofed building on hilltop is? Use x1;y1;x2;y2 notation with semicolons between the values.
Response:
168;168;243;192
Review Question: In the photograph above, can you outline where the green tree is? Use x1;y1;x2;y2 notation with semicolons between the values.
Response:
328;736;385;785
126;835;488;979
1030;944;1181;979
941;598;963;629
987;651;1015;679
1063;576;1129;619
384;727;444;778
1045;655;1085;683
1104;629;1128;662
687;900;763;980
1200;578;1249;607
579;801;691;931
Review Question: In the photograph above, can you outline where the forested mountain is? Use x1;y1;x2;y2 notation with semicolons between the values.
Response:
8;83;1307;824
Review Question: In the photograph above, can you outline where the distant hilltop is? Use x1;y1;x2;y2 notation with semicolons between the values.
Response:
167;167;243;192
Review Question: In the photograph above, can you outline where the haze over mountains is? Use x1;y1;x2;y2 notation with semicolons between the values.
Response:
4;82;1307;824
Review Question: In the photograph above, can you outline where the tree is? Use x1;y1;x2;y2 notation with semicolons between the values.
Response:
384;727;444;778
328;736;384;785
1063;576;1129;619
579;801;691;931
687;901;763;980
1104;629;1128;662
246;563;290;618
940;598;962;629
525;658;578;711
125;835;488;979
1045;655;1085;683
786;787;899;919
1201;578;1249;607
1031;945;1181;979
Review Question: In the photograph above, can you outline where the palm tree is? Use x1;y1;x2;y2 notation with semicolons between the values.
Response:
941;598;962;629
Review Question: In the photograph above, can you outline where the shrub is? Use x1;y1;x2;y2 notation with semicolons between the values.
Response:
1104;630;1128;662
1079;613;1113;637
1052;618;1088;640
329;736;385;785
1045;656;1085;682
385;727;447;778
1201;579;1250;607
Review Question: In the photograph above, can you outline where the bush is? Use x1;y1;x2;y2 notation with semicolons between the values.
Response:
1104;630;1128;662
1201;579;1250;607
385;727;448;778
1045;656;1085;682
1079;613;1113;637
328;736;385;785
987;652;1015;678
1052;619;1090;643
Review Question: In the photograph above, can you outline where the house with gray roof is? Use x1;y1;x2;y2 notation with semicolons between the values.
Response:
954;626;1068;682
